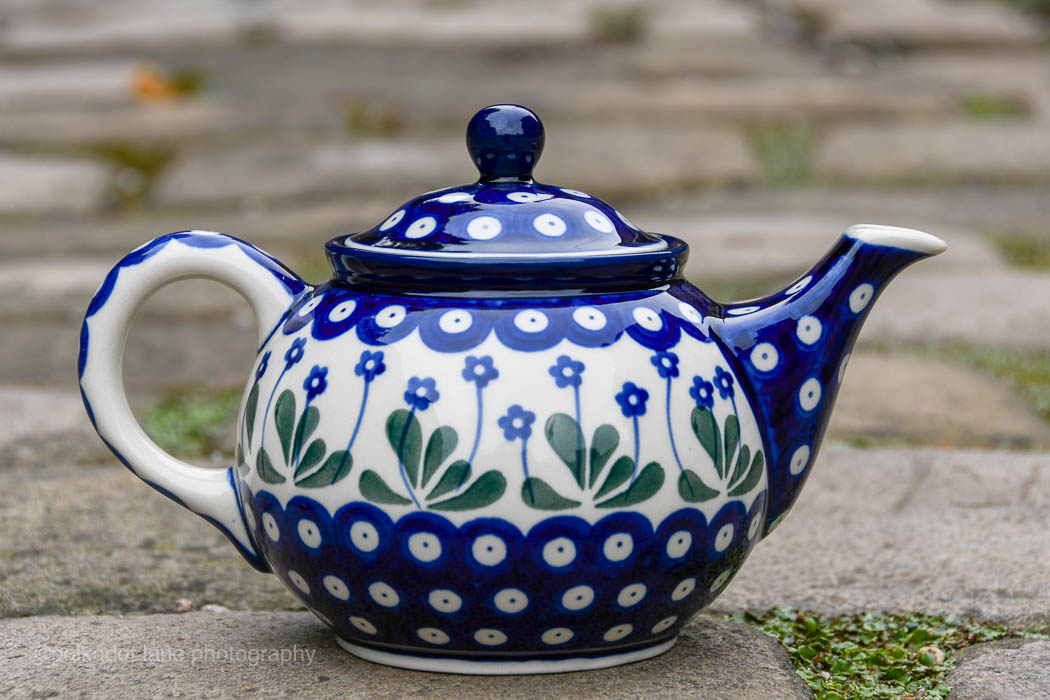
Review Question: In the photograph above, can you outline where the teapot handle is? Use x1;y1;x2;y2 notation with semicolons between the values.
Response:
78;230;308;572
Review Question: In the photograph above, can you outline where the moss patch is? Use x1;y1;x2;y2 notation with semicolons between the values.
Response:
736;609;1047;699
989;230;1050;269
143;389;241;459
960;93;1028;120
590;4;648;43
749;123;814;186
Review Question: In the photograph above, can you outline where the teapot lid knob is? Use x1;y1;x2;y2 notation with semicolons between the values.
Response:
466;104;544;182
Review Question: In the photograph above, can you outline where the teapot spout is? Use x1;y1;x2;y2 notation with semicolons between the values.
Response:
712;225;946;537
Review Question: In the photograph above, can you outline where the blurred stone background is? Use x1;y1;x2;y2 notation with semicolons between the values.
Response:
1;0;1049;696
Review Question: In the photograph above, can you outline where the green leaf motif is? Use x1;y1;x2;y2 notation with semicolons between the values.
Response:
296;451;352;488
244;382;260;444
723;414;739;480
386;409;422;488
729;444;751;488
430;470;506;511
691;406;722;477
422;426;458;489
728;451;765;497
255;448;286;484
521;477;582;510
425;460;471;501
588;424;619;488
293;438;326;478
596;462;665;508
678;469;719;502
359;469;412;505
545;413;585;488
291;405;320;465
594;455;633;499
275;390;296;463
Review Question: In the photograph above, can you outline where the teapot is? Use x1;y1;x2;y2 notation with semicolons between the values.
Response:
79;105;946;674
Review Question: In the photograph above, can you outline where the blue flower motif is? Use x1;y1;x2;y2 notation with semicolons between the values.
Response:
304;365;328;401
404;377;439;411
650;350;680;379
689;376;715;409
354;350;386;383
462;355;499;389
284;337;306;368
255;351;271;381
714;366;735;400
498;404;536;441
615;381;649;417
549;355;585;388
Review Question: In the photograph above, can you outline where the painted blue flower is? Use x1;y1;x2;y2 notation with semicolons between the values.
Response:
304;365;328;401
549;355;585;388
615;381;649;417
462;355;499;389
354;350;386;383
255;351;271;381
650;350;680;379
714;366;735;400
284;337;306;368
404;376;439;411
689;376;715;409
498;404;536;441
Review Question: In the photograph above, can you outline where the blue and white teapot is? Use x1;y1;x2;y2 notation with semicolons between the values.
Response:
79;105;946;674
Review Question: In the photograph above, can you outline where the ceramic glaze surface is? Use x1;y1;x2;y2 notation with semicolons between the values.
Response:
77;104;947;674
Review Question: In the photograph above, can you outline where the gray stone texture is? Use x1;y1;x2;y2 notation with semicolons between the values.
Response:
713;446;1050;627
0;612;811;698
947;640;1050;699
0;154;108;214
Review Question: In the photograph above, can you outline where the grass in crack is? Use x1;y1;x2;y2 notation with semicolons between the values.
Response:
749;123;814;187
144;389;241;459
735;609;1046;699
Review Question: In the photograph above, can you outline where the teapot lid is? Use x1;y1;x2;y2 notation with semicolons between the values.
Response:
325;104;687;292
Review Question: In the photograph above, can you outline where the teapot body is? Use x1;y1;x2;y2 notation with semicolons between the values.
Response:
236;280;769;670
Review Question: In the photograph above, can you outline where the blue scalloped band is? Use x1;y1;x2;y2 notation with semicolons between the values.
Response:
246;491;764;657
281;282;717;353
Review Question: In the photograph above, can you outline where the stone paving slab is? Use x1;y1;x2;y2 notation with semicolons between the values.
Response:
0;153;108;215
829;353;1050;450
946;639;1050;699
712;446;1050;626
0;60;135;111
3;447;1046;624
0;612;810;699
817;122;1050;182
153;124;757;208
0;100;241;147
771;0;1043;47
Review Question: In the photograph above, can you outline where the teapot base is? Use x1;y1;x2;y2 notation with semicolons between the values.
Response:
334;635;677;675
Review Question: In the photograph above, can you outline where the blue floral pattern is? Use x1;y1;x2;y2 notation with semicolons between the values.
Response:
714;366;734;400
689;376;715;409
354;350;386;382
548;355;585;388
462;355;499;389
304;365;328;401
255;351;271;381
650;351;679;379
284;337;306;368
404;377;439;411
498;405;536;441
615;382;649;418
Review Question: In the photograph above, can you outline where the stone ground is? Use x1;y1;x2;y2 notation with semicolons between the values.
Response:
2;0;1050;696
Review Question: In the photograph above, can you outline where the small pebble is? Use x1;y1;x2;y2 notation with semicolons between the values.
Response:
919;645;945;664
174;598;194;613
201;604;230;613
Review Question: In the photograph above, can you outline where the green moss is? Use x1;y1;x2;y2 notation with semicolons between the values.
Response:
87;142;176;208
960;93;1028;120
736;609;1047;699
989;231;1050;269
143;389;241;458
344;97;403;137
700;272;792;305
590;4;648;43
749;123;814;186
